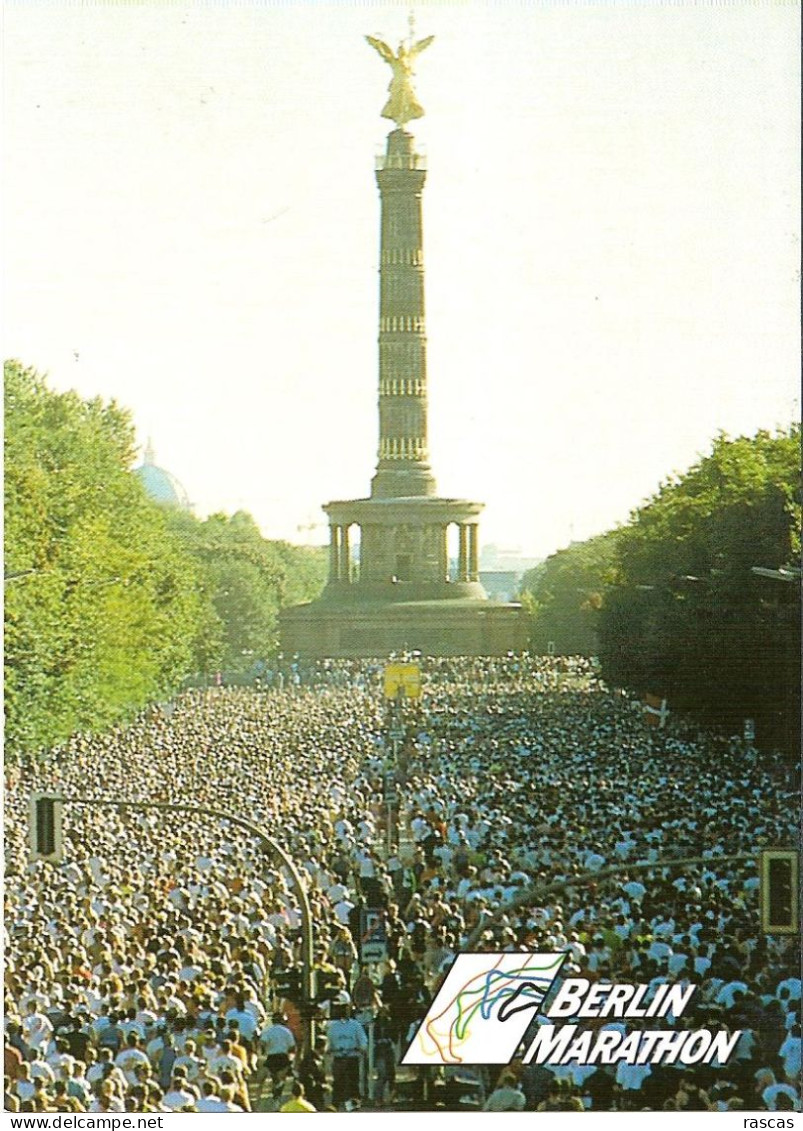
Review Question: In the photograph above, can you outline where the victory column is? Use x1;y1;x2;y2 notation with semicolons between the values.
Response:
280;30;524;657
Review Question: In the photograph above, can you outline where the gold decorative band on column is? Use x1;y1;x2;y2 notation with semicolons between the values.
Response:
378;377;426;396
378;437;429;461
379;316;425;333
380;248;423;266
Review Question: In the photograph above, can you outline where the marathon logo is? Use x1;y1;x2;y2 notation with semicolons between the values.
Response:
404;958;741;1068
402;952;567;1065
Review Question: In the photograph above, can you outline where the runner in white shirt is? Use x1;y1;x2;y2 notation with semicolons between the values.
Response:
196;1081;228;1112
162;1069;198;1112
260;1013;296;1097
114;1035;150;1087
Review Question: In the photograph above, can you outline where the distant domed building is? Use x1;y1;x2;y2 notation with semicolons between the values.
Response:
135;441;192;511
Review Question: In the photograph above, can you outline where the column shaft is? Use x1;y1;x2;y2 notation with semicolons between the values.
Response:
329;526;340;583
458;525;469;582
438;525;449;582
339;525;351;584
469;524;480;582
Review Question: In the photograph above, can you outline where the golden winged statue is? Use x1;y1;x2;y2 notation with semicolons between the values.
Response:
365;33;434;127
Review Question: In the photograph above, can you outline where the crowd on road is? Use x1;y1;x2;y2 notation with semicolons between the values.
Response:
4;655;800;1113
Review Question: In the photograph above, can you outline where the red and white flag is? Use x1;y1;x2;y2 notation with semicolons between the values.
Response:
643;693;669;729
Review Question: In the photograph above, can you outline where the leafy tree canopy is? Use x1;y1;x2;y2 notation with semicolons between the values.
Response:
4;360;201;754
520;427;799;750
520;530;620;655
597;427;800;751
4;361;328;755
166;509;327;678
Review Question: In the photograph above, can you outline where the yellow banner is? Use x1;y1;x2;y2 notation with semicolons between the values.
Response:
384;663;422;700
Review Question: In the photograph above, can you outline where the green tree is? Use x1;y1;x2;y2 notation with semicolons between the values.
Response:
166;509;327;676
4;361;201;755
520;531;620;655
597;428;801;751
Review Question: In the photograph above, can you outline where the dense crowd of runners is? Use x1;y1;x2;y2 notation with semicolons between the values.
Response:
4;655;800;1112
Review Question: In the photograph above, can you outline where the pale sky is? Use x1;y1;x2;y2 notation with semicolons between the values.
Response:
3;1;800;560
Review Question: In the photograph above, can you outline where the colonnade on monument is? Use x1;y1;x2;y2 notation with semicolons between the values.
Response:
326;520;481;585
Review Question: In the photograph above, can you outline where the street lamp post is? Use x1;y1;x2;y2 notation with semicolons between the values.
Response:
465;851;755;949
31;795;317;1050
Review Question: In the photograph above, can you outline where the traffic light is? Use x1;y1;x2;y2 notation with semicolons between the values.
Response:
760;849;799;935
29;793;64;862
273;968;301;1002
